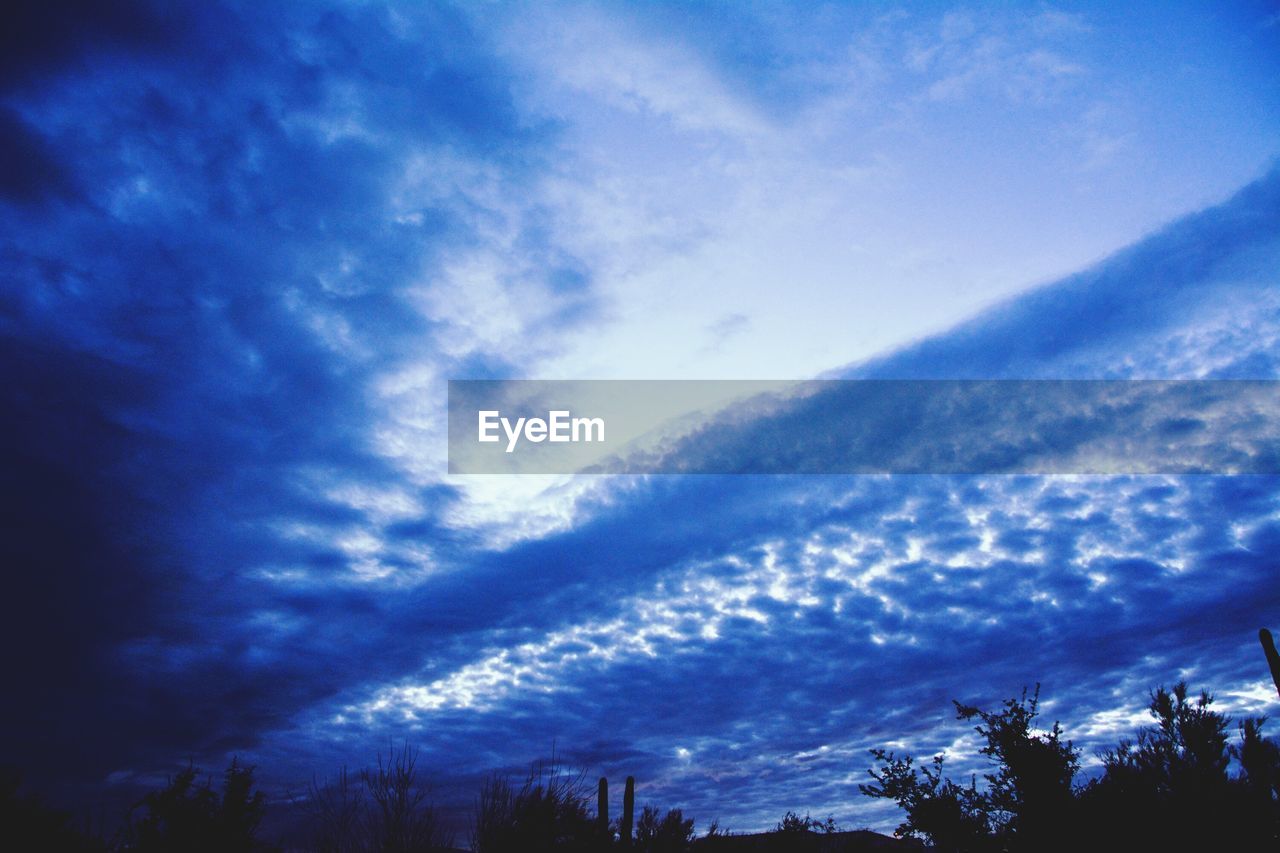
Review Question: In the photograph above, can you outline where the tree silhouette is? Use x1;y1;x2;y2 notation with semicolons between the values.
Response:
122;758;276;852
865;680;1280;851
634;805;694;852
1080;681;1279;848
953;685;1077;849
307;766;364;853
1235;716;1280;841
361;744;452;852
861;687;1074;851
306;745;452;853
860;750;994;852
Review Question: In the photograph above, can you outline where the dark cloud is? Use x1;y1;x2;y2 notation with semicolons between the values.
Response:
0;107;83;207
0;0;575;809
0;0;184;93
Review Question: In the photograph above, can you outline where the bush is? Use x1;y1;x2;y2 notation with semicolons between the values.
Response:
953;686;1077;848
122;758;276;852
635;805;694;852
308;766;364;853
1079;682;1280;848
470;756;601;852
308;744;453;853
774;810;838;835
862;681;1280;851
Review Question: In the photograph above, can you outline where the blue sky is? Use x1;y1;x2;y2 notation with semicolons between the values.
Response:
1;0;1279;837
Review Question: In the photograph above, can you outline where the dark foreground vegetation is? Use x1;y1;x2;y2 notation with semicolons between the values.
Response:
4;676;1278;851
861;682;1280;851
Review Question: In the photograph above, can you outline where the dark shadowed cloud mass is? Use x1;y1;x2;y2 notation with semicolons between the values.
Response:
1;0;1278;838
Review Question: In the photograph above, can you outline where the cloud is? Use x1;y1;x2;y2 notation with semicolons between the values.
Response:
0;0;183;93
0;107;83;207
0;0;595;801
702;313;752;354
902;7;1091;105
565;378;1279;476
497;4;768;137
845;168;1280;380
326;471;1280;829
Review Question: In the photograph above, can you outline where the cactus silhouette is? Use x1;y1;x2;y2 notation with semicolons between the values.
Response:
597;777;608;838
1261;628;1280;699
620;776;634;847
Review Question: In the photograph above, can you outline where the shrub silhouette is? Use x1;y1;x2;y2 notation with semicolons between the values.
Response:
307;766;365;853
307;744;453;853
860;750;993;852
774;810;838;835
1236;716;1280;839
860;691;1070;851
634;804;694;852
470;757;602;852
362;744;453;852
863;681;1280;851
952;686;1077;849
1079;681;1280;848
121;758;276;852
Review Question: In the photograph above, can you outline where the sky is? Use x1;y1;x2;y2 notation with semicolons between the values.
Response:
1;0;1279;839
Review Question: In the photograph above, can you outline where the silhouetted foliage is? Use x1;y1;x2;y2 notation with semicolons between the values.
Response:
13;670;1275;852
308;766;365;853
1079;681;1280;849
363;744;453;852
635;804;694;852
470;756;603;852
1237;716;1280;811
121;758;277;852
864;681;1280;851
953;685;1077;849
775;811;839;835
860;751;992;852
306;744;453;853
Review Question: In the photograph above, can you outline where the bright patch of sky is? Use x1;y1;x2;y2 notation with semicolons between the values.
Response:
441;2;1280;380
